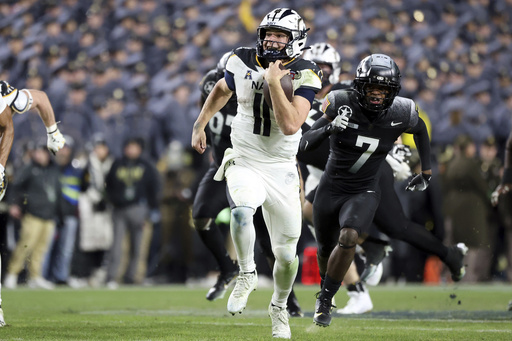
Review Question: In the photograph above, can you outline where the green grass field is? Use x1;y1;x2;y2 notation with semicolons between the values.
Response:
1;283;511;340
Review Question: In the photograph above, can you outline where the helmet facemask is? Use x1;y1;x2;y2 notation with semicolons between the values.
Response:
357;83;398;112
354;54;401;112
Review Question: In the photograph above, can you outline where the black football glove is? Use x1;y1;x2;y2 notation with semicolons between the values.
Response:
405;173;431;191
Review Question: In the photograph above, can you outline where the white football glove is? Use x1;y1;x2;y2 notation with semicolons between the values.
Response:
47;124;66;155
328;112;350;134
390;144;412;163
385;154;412;181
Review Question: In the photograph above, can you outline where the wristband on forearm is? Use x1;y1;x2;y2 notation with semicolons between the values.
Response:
46;123;58;134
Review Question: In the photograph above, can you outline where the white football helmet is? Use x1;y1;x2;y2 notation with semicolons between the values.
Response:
256;8;308;61
302;43;341;84
216;51;232;78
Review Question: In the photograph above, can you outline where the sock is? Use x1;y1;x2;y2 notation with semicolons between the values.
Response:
230;207;256;273
346;281;365;293
322;274;342;302
272;256;299;307
197;226;236;273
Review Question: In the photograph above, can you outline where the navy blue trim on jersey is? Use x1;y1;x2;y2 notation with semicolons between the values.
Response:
294;88;315;105
225;70;235;91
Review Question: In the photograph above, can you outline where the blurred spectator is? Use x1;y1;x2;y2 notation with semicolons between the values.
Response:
4;144;62;290
72;134;115;287
104;137;161;288
43;136;84;286
443;135;492;282
479;137;506;280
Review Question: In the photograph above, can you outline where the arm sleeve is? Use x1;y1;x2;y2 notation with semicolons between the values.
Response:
224;70;235;91
299;117;331;152
409;117;432;171
294;88;316;106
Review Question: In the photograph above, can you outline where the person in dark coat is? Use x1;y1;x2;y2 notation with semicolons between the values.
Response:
104;137;161;288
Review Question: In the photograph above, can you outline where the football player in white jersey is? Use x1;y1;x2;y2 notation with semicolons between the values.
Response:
0;80;66;326
192;8;321;339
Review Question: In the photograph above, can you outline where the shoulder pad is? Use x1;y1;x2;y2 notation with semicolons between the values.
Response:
391;97;418;129
0;80;19;107
232;47;258;71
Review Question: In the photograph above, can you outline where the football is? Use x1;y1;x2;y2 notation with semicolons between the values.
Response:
263;68;293;110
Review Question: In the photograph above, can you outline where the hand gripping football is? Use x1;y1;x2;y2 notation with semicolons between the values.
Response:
263;65;293;110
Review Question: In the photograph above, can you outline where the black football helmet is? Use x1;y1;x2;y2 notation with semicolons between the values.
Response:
353;54;401;112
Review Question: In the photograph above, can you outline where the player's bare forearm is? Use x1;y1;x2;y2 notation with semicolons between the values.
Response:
192;79;232;153
266;62;308;135
29;89;57;128
195;79;232;130
0;112;14;167
273;95;310;135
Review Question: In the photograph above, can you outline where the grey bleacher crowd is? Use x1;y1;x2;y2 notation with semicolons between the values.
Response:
0;0;511;288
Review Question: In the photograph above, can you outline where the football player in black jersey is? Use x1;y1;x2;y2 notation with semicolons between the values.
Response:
0;81;66;327
300;54;467;327
300;44;466;316
192;52;303;317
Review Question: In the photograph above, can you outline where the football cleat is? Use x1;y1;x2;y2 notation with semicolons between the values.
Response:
227;270;258;315
360;239;392;283
313;293;334;327
27;277;55;290
269;303;291;339
4;274;17;289
364;262;384;286
336;289;373;315
444;243;468;282
206;269;239;301
0;307;5;327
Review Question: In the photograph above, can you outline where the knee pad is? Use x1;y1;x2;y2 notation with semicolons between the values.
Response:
273;244;297;265
231;206;254;228
193;218;212;231
338;228;358;249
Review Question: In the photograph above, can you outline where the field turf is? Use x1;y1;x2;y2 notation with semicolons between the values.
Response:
1;282;511;340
